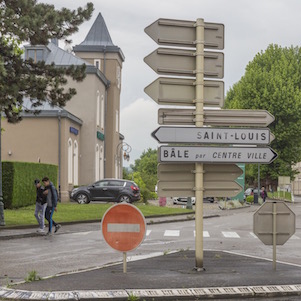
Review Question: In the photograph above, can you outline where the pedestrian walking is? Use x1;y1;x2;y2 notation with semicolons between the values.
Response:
260;186;267;202
42;177;61;235
34;179;47;233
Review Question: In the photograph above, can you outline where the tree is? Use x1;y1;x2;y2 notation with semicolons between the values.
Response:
0;0;94;122
225;44;301;182
127;148;158;202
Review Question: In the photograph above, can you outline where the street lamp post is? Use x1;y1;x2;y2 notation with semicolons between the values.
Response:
116;142;132;178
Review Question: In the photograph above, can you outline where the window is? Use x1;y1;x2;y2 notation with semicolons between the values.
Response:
94;59;101;70
116;66;121;89
73;140;78;186
68;139;73;184
96;93;100;127
27;49;44;62
95;144;100;181
100;95;104;129
115;110;119;133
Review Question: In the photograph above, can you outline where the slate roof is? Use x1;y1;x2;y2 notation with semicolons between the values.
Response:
20;98;83;125
73;13;125;61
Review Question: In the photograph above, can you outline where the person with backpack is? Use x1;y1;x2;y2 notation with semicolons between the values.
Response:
42;176;61;235
34;179;47;233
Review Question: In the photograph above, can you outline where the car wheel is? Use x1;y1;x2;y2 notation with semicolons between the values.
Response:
118;195;131;203
76;193;90;204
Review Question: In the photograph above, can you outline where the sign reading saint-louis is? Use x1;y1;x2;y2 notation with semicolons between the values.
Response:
152;126;272;144
159;146;277;164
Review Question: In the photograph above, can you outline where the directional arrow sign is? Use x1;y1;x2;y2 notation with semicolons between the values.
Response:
158;163;243;181
152;126;273;145
157;180;242;198
144;48;224;78
145;18;224;49
145;77;224;107
158;108;275;127
159;146;278;164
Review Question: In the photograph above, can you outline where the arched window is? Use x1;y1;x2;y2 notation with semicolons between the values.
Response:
96;91;100;127
95;144;100;181
68;138;73;184
73;140;78;186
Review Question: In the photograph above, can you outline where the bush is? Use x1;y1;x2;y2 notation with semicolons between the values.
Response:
2;161;58;209
246;195;253;204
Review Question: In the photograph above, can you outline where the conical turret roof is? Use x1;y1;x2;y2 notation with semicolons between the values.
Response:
74;13;125;61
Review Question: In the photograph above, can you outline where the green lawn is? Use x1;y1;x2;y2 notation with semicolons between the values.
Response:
2;202;194;227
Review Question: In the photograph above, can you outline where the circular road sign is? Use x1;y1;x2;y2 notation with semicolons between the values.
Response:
101;203;146;252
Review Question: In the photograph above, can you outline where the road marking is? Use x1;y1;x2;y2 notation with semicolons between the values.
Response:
291;234;300;240
194;231;210;237
222;231;240;238
146;230;152;236
164;230;180;237
107;223;140;233
249;232;258;239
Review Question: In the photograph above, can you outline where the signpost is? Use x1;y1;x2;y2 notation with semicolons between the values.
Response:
144;48;224;78
144;18;224;49
145;77;224;107
157;163;243;197
253;201;296;270
159;146;278;164
101;203;146;273
158;108;275;127
152;126;273;144
145;17;277;270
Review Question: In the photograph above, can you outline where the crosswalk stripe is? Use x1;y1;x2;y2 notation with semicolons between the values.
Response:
222;231;240;238
193;231;210;237
146;230;152;236
164;230;180;237
249;232;258;239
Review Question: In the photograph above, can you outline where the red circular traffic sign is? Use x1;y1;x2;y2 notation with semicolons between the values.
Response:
101;203;146;252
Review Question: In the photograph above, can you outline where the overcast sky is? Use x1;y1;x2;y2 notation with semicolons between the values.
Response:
44;0;301;166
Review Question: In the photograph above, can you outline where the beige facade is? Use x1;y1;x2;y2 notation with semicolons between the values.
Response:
292;163;301;195
2;115;82;201
1;13;126;201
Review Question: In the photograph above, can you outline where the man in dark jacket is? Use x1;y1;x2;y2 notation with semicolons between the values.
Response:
34;179;47;233
42;177;61;235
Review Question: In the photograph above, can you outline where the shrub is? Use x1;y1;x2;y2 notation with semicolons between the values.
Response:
246;195;254;204
2;161;58;209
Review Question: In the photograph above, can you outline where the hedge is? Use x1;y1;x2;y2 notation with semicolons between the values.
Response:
2;161;58;209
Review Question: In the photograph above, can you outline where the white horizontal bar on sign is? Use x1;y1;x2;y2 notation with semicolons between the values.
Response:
107;223;140;233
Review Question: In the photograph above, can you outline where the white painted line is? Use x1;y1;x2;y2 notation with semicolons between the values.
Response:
146;229;152;236
193;231;210;237
291;234;300;240
164;230;180;237
107;223;140;232
249;232;258;238
222;231;240;238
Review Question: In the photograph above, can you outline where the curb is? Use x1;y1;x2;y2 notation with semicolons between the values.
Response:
1;284;301;300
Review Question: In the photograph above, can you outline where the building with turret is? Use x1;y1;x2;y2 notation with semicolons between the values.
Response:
1;13;126;201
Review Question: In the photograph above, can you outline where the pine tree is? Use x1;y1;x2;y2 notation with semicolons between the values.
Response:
0;0;94;122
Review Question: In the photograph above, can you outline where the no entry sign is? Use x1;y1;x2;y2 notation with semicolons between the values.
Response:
101;203;146;252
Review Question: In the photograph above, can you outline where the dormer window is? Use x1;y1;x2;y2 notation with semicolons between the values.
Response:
94;59;101;70
27;49;44;62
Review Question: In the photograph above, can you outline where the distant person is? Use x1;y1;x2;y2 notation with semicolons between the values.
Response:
42;177;61;235
261;186;267;202
34;179;47;233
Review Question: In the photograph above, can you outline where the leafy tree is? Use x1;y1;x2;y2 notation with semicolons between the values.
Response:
0;0;93;122
225;44;301;182
127;148;158;202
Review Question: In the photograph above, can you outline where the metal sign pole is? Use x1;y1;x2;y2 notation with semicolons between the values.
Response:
123;252;127;273
195;18;205;270
272;202;277;270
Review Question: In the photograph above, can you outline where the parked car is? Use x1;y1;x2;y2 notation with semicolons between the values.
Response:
173;197;214;205
70;179;140;204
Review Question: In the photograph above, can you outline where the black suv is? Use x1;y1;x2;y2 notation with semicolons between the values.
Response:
70;179;140;204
